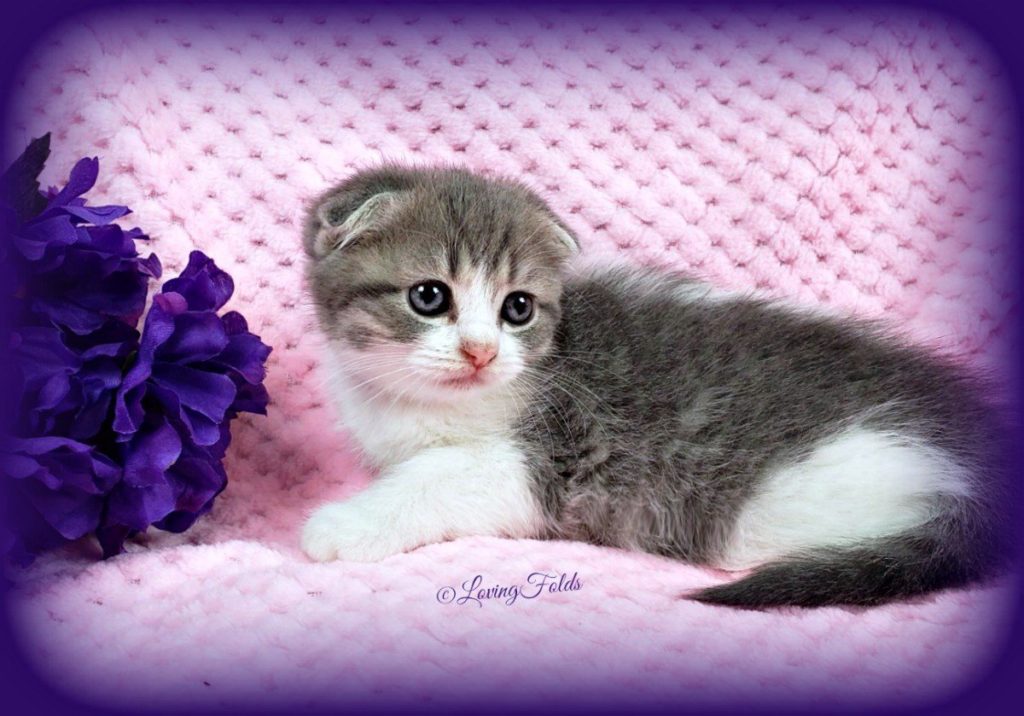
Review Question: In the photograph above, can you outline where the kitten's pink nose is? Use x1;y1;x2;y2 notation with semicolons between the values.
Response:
460;341;498;369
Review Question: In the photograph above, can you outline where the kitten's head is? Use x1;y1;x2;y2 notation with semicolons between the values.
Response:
304;165;578;404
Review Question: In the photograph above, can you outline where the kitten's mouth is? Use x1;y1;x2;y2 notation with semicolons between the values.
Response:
440;370;489;388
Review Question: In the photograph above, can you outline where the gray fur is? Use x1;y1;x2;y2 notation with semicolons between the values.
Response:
522;268;1011;606
305;165;1013;608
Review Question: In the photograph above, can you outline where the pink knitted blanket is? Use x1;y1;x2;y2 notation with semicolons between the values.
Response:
5;5;1017;711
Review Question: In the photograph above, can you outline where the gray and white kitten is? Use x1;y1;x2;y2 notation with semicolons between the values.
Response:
301;165;1010;608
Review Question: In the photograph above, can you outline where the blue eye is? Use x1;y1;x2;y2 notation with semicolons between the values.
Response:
409;281;451;316
501;292;534;325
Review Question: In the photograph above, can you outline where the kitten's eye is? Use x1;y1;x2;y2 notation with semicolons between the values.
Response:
408;281;451;317
501;292;534;326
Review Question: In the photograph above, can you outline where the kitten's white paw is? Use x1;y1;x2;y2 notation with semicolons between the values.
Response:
301;501;405;563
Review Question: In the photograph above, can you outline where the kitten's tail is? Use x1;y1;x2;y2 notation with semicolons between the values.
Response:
692;496;1011;609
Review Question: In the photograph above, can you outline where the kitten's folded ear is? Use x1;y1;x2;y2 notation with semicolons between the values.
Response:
304;188;404;259
525;189;579;258
550;219;580;257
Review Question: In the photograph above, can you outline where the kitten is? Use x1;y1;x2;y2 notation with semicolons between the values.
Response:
300;165;1011;608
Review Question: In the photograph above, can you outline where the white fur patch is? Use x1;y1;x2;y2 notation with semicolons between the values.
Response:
452;271;502;350
302;440;543;562
319;342;525;467
718;426;972;570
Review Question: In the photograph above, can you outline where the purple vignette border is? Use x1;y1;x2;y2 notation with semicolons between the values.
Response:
0;1;1021;715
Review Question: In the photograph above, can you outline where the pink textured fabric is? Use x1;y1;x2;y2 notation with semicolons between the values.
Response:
5;6;1018;710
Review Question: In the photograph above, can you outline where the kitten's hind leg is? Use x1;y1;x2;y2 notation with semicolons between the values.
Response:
301;441;544;562
716;426;972;571
698;427;1002;608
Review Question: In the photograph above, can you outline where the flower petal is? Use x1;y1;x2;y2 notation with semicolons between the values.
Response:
45;157;98;208
158;312;229;364
122;419;182;488
63;203;130;225
162;251;234;312
151;364;237;424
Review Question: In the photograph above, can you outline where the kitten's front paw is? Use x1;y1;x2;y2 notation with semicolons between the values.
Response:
301;501;405;563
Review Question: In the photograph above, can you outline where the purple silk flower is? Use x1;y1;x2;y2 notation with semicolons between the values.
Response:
1;134;271;562
102;251;270;556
